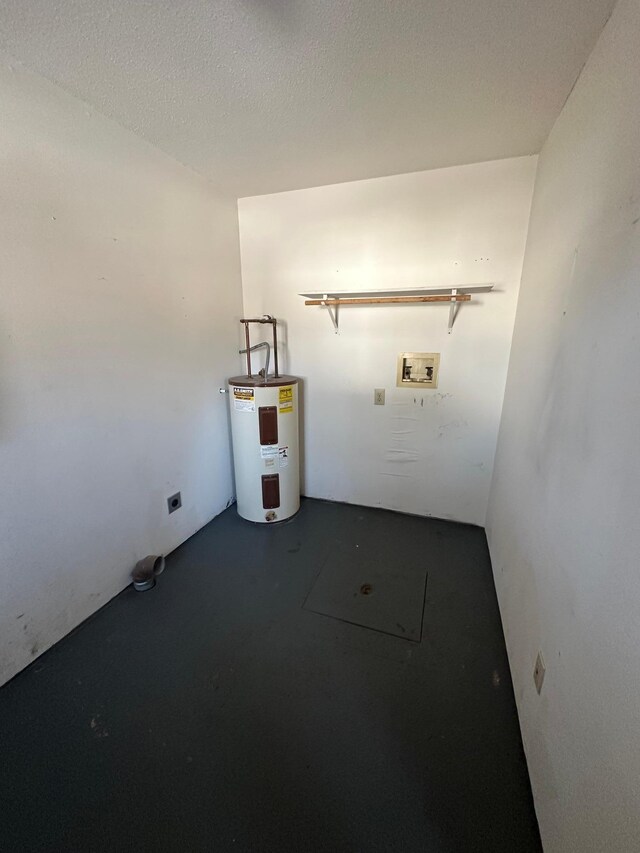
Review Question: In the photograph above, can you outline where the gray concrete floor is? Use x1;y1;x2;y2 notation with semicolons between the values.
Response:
0;498;541;852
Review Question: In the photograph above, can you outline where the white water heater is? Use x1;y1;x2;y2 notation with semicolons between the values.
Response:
228;317;300;523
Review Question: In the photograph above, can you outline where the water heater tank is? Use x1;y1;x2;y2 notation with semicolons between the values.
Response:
228;318;300;523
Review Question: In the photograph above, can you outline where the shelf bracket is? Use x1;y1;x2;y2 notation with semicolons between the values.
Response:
321;293;339;333
448;288;459;334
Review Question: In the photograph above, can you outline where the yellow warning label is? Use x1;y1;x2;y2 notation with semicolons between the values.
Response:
234;387;253;399
233;387;255;412
279;385;293;414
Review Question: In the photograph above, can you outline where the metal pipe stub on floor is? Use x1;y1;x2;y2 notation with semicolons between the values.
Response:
132;555;165;591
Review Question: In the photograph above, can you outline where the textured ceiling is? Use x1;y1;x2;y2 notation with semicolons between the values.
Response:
0;0;615;197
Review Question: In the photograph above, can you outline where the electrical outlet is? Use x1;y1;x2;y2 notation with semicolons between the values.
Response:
374;388;385;406
533;651;546;694
167;492;182;514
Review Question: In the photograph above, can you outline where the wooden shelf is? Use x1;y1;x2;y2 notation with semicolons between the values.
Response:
299;285;494;333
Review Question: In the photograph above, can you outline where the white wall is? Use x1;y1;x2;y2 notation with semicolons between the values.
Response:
486;1;640;850
239;157;536;525
0;57;243;686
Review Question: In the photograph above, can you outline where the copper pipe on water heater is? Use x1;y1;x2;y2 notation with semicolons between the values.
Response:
243;322;252;376
271;318;279;377
239;316;279;378
239;342;270;377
